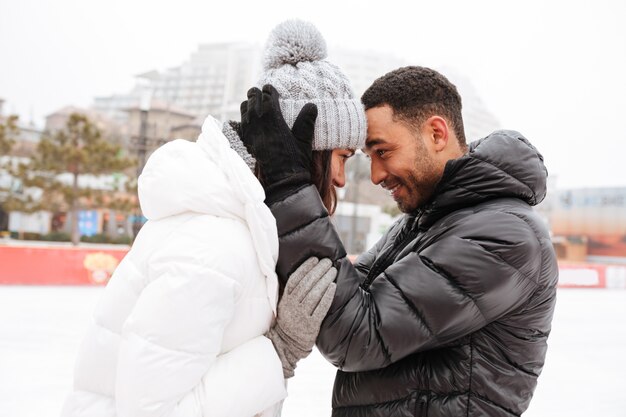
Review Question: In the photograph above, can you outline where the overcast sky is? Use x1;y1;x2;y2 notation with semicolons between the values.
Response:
1;0;624;189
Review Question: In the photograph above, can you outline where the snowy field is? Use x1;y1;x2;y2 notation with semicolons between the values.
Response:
0;286;625;417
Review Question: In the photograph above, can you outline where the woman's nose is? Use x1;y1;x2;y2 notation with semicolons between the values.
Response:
333;167;346;188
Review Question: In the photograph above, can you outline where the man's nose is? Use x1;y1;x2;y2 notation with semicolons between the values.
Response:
370;158;386;185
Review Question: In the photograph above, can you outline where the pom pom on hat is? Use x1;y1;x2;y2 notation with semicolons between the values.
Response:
258;19;366;151
263;19;328;70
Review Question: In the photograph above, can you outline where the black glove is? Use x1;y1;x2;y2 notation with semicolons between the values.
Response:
240;84;317;203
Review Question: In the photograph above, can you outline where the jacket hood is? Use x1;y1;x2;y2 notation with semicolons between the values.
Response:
140;126;243;222
138;116;279;313
421;130;548;227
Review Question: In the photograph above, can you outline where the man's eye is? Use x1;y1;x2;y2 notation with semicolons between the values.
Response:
377;150;387;157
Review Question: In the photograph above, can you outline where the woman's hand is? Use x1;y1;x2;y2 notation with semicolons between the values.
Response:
240;84;317;202
266;257;336;378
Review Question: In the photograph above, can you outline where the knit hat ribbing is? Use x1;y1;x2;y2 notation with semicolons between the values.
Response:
257;20;367;151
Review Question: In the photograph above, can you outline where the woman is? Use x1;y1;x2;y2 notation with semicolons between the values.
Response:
61;19;366;417
223;17;365;217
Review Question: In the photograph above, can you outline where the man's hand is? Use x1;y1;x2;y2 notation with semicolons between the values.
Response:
266;257;336;378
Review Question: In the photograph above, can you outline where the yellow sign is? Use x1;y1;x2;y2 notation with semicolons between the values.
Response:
83;252;119;284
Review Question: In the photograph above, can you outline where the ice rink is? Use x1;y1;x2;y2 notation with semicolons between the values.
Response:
1;286;625;417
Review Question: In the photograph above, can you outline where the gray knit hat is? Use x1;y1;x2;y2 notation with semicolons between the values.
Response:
257;19;367;151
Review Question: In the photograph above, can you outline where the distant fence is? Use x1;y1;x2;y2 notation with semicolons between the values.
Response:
1;244;626;288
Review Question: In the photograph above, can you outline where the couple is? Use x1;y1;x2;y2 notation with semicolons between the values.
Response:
62;20;558;417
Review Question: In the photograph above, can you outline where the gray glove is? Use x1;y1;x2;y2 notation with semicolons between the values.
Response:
267;257;337;378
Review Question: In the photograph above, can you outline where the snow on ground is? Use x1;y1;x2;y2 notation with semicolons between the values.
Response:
0;286;624;417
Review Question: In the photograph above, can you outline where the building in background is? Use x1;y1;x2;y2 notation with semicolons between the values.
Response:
94;43;262;124
125;100;198;143
0;97;44;158
93;42;500;139
543;187;626;263
125;99;200;172
93;89;144;127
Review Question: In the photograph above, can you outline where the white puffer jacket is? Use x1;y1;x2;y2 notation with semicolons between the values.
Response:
62;116;287;417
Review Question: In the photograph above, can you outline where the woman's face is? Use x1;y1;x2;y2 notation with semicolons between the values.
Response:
330;149;355;188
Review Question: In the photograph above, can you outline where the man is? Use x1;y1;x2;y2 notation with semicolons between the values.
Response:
241;66;558;417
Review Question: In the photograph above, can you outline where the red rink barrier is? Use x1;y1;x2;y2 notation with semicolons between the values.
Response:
1;244;625;288
0;244;129;285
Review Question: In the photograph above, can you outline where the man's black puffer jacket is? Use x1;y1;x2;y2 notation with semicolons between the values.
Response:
270;131;558;417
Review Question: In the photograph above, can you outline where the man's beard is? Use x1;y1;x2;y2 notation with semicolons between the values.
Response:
394;153;440;214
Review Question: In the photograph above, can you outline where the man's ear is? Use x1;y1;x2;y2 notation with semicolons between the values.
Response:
425;116;449;152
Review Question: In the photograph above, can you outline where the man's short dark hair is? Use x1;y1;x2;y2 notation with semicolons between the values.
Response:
362;66;466;146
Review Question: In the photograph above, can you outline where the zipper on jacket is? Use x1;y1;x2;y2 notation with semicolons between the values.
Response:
361;213;421;290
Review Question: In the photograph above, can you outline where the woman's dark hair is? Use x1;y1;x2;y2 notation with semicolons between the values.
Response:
311;150;337;215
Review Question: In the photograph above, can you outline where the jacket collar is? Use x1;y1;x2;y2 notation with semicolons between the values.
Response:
417;130;548;229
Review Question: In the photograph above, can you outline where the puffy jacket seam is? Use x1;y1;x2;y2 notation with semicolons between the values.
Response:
485;325;542;377
118;258;144;299
92;320;121;343
472;392;520;416
265;183;310;206
333;391;418;410
465;235;538;289
443;183;484;200
503;210;548;286
71;389;114;401
144;212;207;288
382;271;437;342
124;329;214;357
126;248;241;355
466;334;474;417
93;263;143;333
420;254;489;330
196;264;242;304
277;212;330;240
334;286;385;370
269;184;318;214
463;237;538;323
494;210;545;287
538;239;549;286
429;390;470;397
148;214;243;302
269;184;307;206
369;288;393;364
420;254;481;307
355;263;369;274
